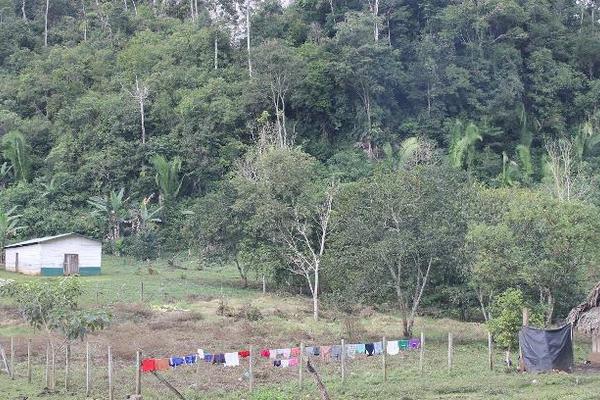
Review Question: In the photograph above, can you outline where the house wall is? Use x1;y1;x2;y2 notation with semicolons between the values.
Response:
39;236;102;276
4;244;42;275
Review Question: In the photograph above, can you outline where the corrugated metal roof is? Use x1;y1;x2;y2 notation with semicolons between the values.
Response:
4;233;100;249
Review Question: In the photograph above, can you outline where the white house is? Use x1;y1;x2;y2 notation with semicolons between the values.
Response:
4;233;102;276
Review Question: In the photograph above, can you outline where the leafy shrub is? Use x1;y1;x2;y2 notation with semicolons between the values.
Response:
236;304;263;321
487;288;544;350
122;231;159;260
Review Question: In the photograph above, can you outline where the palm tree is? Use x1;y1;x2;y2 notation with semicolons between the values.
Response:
0;206;25;264
448;120;482;170
150;155;184;204
2;130;31;183
88;188;129;246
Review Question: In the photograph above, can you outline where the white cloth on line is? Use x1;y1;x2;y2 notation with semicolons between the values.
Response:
224;352;239;367
387;340;399;355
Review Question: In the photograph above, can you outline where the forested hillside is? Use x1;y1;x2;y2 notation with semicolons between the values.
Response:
1;0;600;328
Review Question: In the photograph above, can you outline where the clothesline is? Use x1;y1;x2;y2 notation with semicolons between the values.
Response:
141;337;422;372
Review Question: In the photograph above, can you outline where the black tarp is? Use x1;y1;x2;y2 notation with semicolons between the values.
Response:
518;324;573;373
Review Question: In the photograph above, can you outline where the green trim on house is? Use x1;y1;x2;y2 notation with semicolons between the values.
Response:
40;267;63;276
40;266;101;276
79;267;101;276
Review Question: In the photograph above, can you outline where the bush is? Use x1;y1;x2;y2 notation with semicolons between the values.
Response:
487;288;544;351
236;304;263;321
122;231;160;260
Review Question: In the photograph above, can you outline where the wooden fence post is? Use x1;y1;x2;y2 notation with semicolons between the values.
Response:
488;332;493;371
50;343;55;390
10;336;14;379
45;343;50;388
85;342;91;397
249;346;254;392
299;342;304;388
419;332;424;374
382;336;387;382
447;333;453;370
341;339;346;383
140;282;144;302
135;350;142;395
65;343;70;389
519;308;529;372
27;339;31;384
108;346;113;400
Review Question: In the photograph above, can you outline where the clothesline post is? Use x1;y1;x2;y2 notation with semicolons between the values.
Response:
44;342;50;388
85;341;91;397
249;346;254;392
341;339;346;383
447;332;453;370
140;282;144;302
108;346;114;400
419;332;424;374
26;338;31;384
135;350;142;395
299;342;304;388
382;336;387;382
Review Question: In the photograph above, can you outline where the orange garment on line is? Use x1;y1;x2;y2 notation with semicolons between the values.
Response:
155;358;170;371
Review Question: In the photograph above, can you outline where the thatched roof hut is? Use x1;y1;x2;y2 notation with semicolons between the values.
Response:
567;282;600;334
568;282;600;356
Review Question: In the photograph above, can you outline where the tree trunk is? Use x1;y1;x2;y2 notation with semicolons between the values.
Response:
189;0;195;21
44;0;50;47
546;292;554;326
235;259;247;288
373;0;379;42
214;35;218;70
313;266;319;321
262;274;266;294
22;0;27;20
246;1;252;77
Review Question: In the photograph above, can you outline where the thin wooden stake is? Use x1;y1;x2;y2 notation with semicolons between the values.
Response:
85;342;91;397
108;346;113;400
447;332;453;370
44;343;50;388
249;346;254;392
419;332;424;374
27;339;31;383
65;343;70;389
50;343;55;390
135;350;142;395
341;339;346;383
140;282;144;302
488;331;493;371
382;336;387;382
9;336;14;379
299;342;304;388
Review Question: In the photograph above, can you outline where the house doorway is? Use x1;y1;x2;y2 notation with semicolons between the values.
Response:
63;254;79;275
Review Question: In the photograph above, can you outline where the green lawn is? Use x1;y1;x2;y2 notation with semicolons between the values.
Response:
1;256;600;399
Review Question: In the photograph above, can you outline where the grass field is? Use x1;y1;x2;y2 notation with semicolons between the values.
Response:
1;255;600;399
